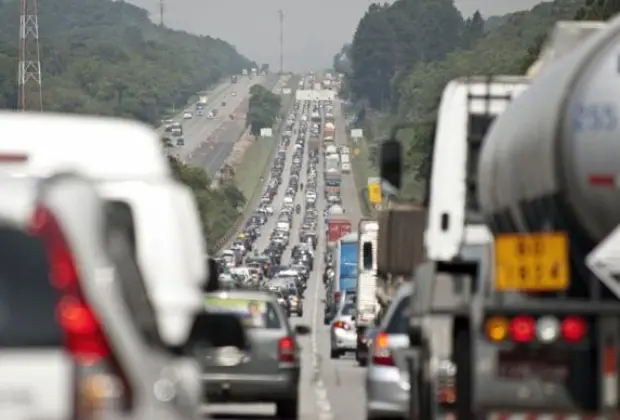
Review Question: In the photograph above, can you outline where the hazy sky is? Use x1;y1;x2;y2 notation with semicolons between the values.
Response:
128;0;545;71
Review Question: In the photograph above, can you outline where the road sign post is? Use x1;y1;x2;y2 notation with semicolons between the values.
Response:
367;177;382;205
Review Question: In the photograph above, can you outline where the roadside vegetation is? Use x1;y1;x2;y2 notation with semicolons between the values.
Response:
246;85;282;136
339;0;592;206
0;0;258;252
0;0;254;125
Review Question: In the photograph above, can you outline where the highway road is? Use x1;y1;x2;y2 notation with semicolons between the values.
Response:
205;97;367;419
188;75;285;177
162;74;276;175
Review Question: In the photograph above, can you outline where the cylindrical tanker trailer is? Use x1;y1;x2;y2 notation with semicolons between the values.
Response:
478;17;620;259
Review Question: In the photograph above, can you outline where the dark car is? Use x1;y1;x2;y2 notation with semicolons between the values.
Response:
199;290;310;417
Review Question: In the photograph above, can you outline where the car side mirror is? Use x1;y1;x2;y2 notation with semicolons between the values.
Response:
203;257;221;292
380;138;402;191
294;325;311;336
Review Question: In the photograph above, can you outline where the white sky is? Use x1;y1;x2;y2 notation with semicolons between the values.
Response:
128;0;546;71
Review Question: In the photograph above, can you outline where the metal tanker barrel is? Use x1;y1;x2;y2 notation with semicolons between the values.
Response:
478;15;620;253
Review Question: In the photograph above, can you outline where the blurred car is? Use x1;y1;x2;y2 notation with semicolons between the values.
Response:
0;174;201;420
365;283;455;419
183;111;192;119
329;299;357;358
198;290;310;418
0;112;207;348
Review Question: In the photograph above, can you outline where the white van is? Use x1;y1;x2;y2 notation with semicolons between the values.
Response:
0;112;205;347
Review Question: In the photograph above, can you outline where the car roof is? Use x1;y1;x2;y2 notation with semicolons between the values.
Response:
0;112;170;179
205;290;275;302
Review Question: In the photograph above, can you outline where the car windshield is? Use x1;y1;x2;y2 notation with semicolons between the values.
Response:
385;296;410;335
205;297;281;329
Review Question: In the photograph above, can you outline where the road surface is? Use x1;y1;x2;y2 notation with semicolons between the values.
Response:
206;97;367;419
161;74;277;176
187;75;283;177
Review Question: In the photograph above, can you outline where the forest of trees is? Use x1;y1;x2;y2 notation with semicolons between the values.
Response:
341;0;610;201
0;0;253;125
0;0;255;251
246;85;282;136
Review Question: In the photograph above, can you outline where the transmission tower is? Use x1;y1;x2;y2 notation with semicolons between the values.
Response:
159;0;164;26
18;0;42;111
278;9;284;74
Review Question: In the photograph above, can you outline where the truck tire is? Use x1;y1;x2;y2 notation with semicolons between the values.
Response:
330;349;341;359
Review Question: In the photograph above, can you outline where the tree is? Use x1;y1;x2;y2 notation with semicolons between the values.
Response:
0;0;254;251
349;0;464;109
462;10;485;48
246;85;281;136
0;0;253;124
346;0;584;203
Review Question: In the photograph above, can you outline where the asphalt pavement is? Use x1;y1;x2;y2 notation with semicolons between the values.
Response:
162;74;268;172
187;75;284;177
205;97;367;419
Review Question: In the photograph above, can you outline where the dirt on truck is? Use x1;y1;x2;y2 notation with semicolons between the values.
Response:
327;219;352;243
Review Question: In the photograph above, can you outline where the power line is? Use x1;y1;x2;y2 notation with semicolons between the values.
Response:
18;0;42;110
279;9;284;74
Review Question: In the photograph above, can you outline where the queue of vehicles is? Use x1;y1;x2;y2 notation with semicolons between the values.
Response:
348;19;620;420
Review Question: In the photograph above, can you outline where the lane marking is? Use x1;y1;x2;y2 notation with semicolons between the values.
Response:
310;146;334;420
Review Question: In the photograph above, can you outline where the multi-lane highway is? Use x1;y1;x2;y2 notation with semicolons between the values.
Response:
206;97;366;419
161;74;282;176
187;75;285;177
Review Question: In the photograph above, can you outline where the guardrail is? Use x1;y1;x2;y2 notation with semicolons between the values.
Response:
209;75;299;254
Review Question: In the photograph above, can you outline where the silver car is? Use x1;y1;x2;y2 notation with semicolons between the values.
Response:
0;174;201;420
330;300;357;358
197;289;310;418
365;283;456;419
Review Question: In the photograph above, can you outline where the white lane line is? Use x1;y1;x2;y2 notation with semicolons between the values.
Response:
310;148;334;420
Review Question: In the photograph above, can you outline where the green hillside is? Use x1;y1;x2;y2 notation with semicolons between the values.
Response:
0;0;253;123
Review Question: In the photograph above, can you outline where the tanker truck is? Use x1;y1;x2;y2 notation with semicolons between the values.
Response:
470;19;620;418
377;20;614;419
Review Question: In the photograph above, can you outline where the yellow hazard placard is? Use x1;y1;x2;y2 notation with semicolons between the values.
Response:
494;232;569;292
367;183;382;205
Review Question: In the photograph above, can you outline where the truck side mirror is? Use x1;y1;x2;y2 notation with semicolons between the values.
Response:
203;257;221;292
380;139;402;190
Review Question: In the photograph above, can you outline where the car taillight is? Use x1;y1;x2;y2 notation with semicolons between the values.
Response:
278;336;296;363
334;291;341;302
332;320;350;330
29;205;134;412
371;331;394;366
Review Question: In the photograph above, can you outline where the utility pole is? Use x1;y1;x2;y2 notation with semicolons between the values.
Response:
279;9;284;74
18;0;42;111
159;0;164;26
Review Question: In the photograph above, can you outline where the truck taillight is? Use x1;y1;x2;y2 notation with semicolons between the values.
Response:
484;314;587;344
30;205;134;414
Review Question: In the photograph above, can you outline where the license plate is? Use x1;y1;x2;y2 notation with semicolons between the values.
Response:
498;350;568;382
494;232;569;291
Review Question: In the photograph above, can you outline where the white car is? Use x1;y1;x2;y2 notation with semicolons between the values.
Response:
0;173;202;420
231;92;237;96
183;112;192;119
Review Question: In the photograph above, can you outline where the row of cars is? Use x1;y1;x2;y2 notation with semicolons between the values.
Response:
206;96;319;417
